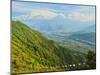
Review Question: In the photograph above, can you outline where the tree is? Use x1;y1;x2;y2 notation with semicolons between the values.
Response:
86;51;96;69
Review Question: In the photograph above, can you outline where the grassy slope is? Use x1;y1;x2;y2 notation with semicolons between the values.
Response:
12;21;86;74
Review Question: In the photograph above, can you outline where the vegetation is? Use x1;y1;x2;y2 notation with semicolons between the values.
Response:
86;51;96;69
11;21;95;74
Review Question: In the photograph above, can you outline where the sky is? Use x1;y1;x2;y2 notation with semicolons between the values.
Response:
12;1;96;32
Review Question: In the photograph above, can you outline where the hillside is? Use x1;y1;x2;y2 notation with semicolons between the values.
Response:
69;32;96;47
12;21;86;74
77;25;95;33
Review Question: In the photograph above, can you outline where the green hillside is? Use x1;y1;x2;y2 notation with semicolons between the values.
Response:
12;21;86;74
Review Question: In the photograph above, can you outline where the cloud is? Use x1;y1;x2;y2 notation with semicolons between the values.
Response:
13;8;59;20
30;9;58;20
67;12;95;22
12;2;34;14
78;6;95;14
13;7;95;22
12;1;95;23
12;2;59;20
64;6;95;22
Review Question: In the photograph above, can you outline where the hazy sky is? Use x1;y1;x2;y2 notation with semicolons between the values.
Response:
12;1;96;32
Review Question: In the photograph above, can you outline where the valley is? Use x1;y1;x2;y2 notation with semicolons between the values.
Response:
12;21;94;74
